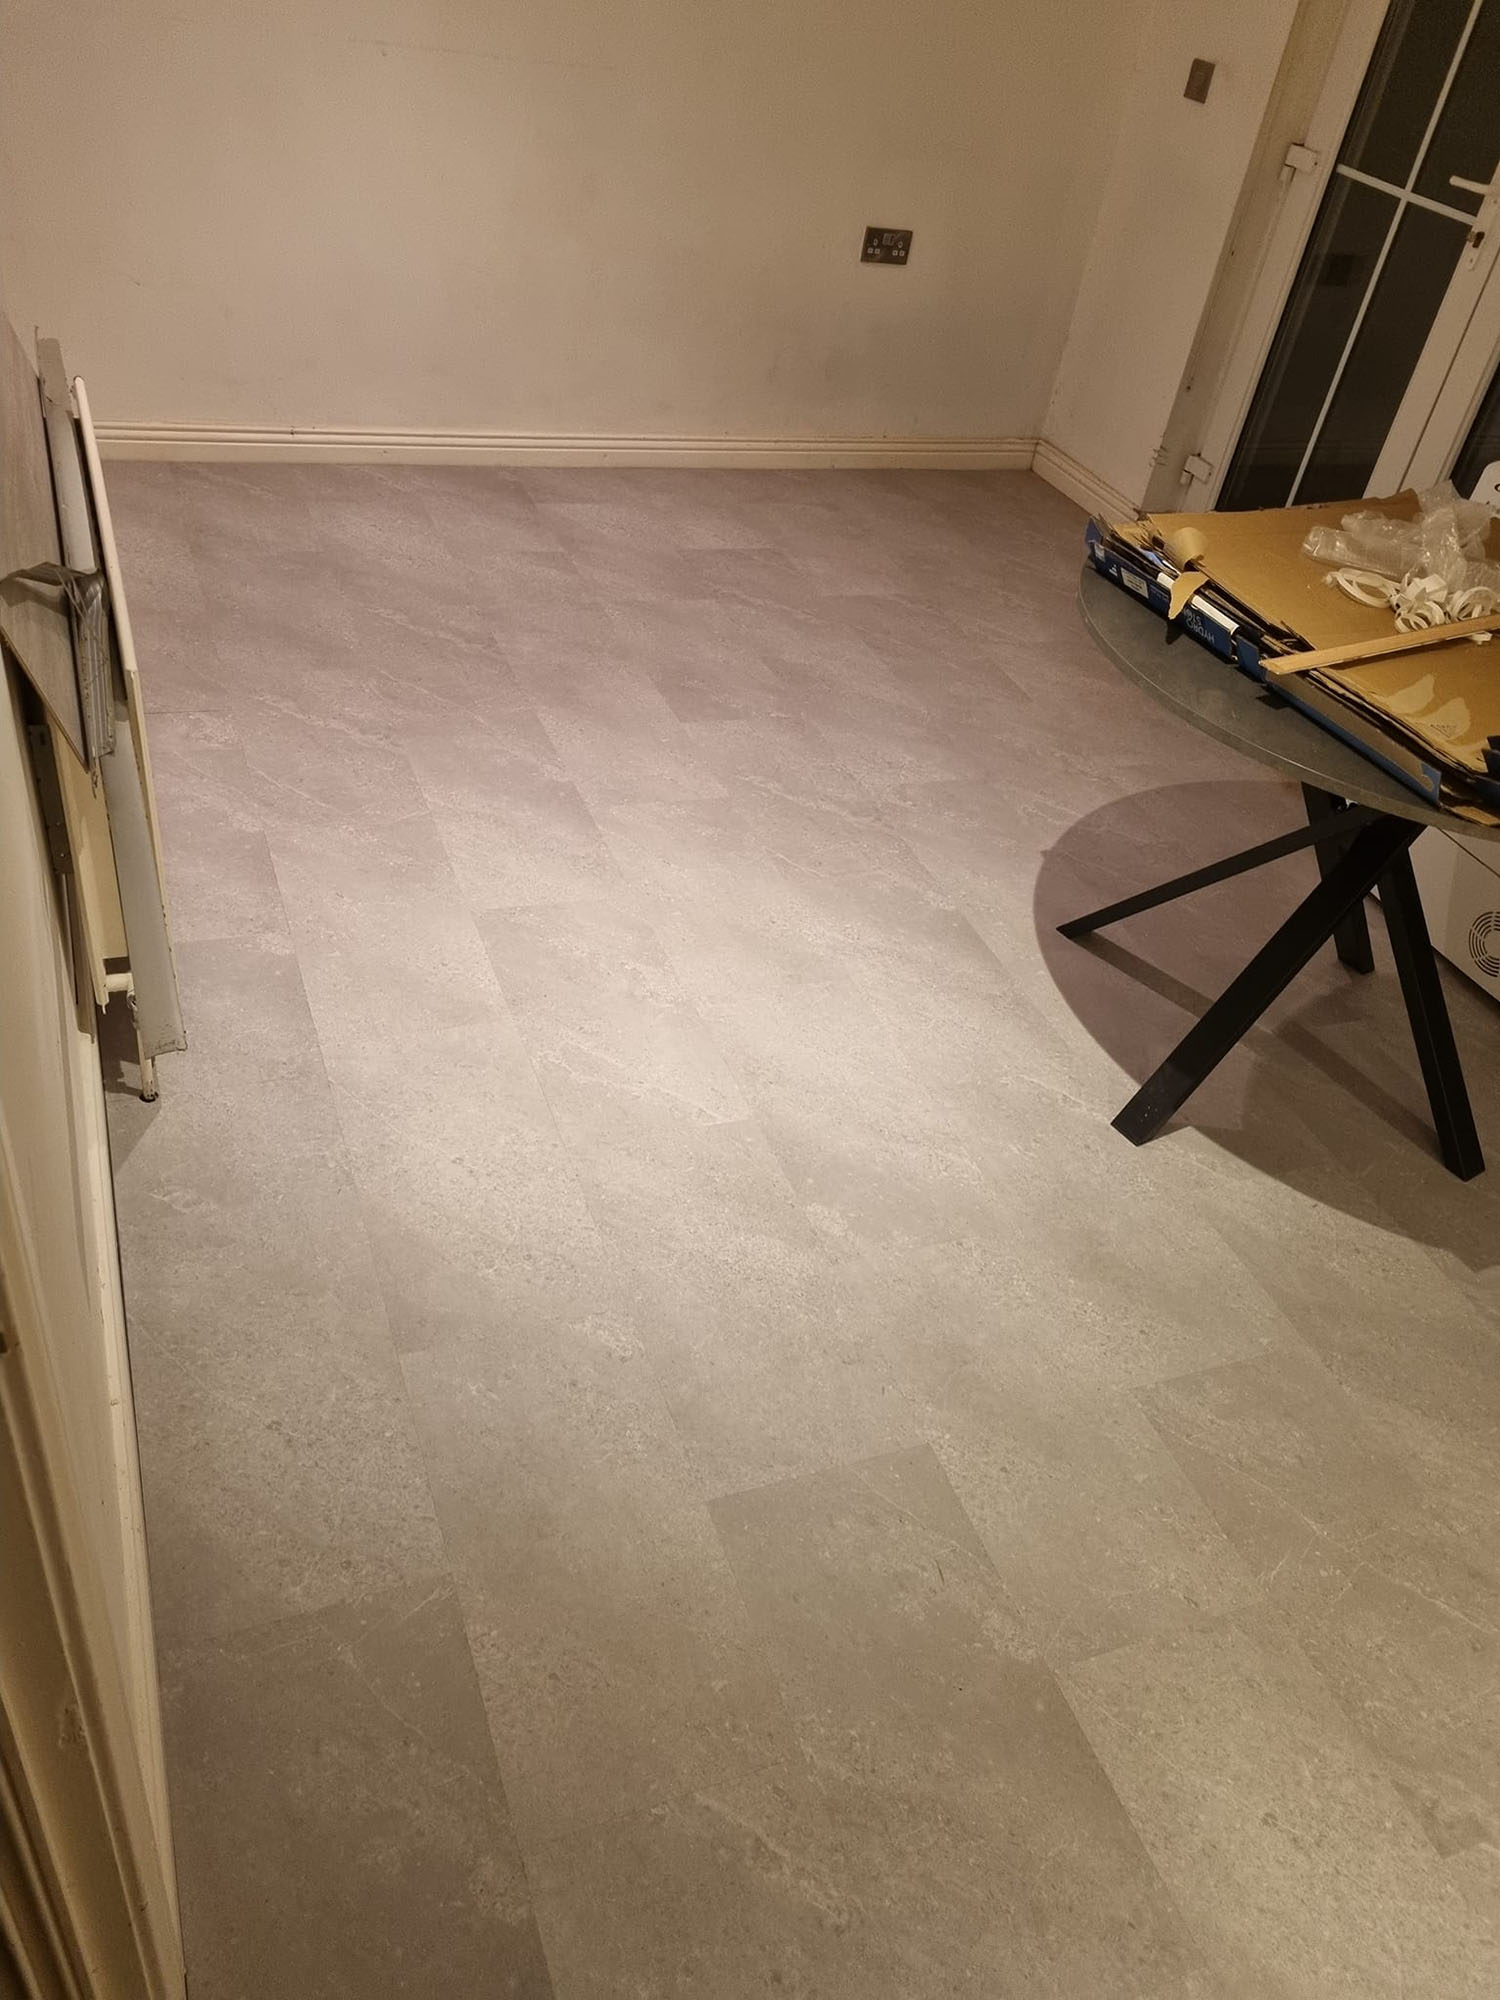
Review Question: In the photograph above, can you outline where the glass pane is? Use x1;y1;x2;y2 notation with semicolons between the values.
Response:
1414;0;1500;215
1341;0;1472;187
1219;177;1396;511
1452;358;1500;495
1296;204;1469;501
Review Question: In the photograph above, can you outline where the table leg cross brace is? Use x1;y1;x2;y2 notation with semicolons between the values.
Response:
1058;809;1484;1180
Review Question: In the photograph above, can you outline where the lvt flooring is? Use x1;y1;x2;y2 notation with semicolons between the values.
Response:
104;465;1500;1998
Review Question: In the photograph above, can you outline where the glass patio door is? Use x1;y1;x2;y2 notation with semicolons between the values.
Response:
1218;0;1500;511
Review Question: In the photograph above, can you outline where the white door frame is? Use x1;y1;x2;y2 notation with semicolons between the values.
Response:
1392;224;1500;489
0;647;183;2000
1181;0;1390;508
0;1143;184;2000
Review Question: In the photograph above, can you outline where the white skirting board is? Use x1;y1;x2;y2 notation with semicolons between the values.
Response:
90;423;1139;515
93;423;1038;471
1031;439;1138;521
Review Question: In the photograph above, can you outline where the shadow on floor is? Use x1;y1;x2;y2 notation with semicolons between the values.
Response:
1034;779;1500;1272
97;992;160;1167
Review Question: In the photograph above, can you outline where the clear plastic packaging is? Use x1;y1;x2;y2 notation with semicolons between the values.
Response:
1302;481;1500;599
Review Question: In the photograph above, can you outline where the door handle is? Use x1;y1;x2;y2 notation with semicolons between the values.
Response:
1450;174;1495;197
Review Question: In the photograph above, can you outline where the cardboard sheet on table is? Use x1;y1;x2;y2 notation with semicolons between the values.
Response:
1306;640;1500;774
1138;492;1500;654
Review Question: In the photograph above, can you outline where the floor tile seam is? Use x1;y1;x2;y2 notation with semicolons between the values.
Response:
1057;1599;1399;1738
1213;1605;1493;1864
351;1366;583;1962
454;897;842;1551
705;1452;1018;1603
357;651;534;740
465;894;757;1174
1174;1219;1317;1358
1029;1678;1229;1988
155;1563;463;1671
402;702;577;842
351;1553;573;1992
1128;1429;1356;1555
743;1110;1032;1275
915;1412;1263;1643
244;721;434;829
221;740;305;963
1128;1382;1500;1635
428;1497;816;1884
757;812;960;920
487;968;933;1551
255;843;509;1662
1055;1589;1489;1874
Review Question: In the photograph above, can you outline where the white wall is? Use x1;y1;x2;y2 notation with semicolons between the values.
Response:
0;0;1132;448
1042;0;1303;510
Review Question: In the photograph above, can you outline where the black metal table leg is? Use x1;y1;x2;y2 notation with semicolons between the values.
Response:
1375;848;1484;1179
1111;814;1420;1148
1302;784;1375;973
1057;804;1376;940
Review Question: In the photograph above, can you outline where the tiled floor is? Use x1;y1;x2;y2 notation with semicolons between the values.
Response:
104;465;1500;1998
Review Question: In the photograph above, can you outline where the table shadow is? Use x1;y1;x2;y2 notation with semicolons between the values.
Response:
1033;778;1500;1275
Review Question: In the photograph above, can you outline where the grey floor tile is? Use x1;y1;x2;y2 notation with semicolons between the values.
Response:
402;465;565;557
401;1314;802;1847
562;535;709;607
265;813;614;1344
1063;1618;1500;1999
526;1793;922;2000
1137;1346;1421;1578
1448;1841;1500;1926
710;1448;1210;1997
1251;1525;1500;1857
146;709;289;946
477;896;751;1131
112;937;446;1642
160;1580;552;1999
320;994;608;1347
916;1360;1258;1663
682;711;871;799
537;664;728;810
265;807;514;1018
564;1099;918;1494
684;962;1004;1259
126;1263;447;1646
104;466;1500;1999
541;491;776;554
240;702;429;833
407;720;623;911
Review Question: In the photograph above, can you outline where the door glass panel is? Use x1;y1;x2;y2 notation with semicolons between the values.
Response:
1341;0;1472;188
1296;205;1470;502
1414;0;1500;215
1451;356;1500;495
1220;0;1494;511
1218;178;1395;511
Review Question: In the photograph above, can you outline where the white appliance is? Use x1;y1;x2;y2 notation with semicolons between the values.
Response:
1411;828;1500;1004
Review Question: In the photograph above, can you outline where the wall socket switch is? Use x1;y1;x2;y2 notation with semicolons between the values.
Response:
862;227;912;265
1183;58;1215;103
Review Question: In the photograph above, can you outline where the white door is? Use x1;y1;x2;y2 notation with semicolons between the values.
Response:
1197;0;1500;510
1;323;183;1999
